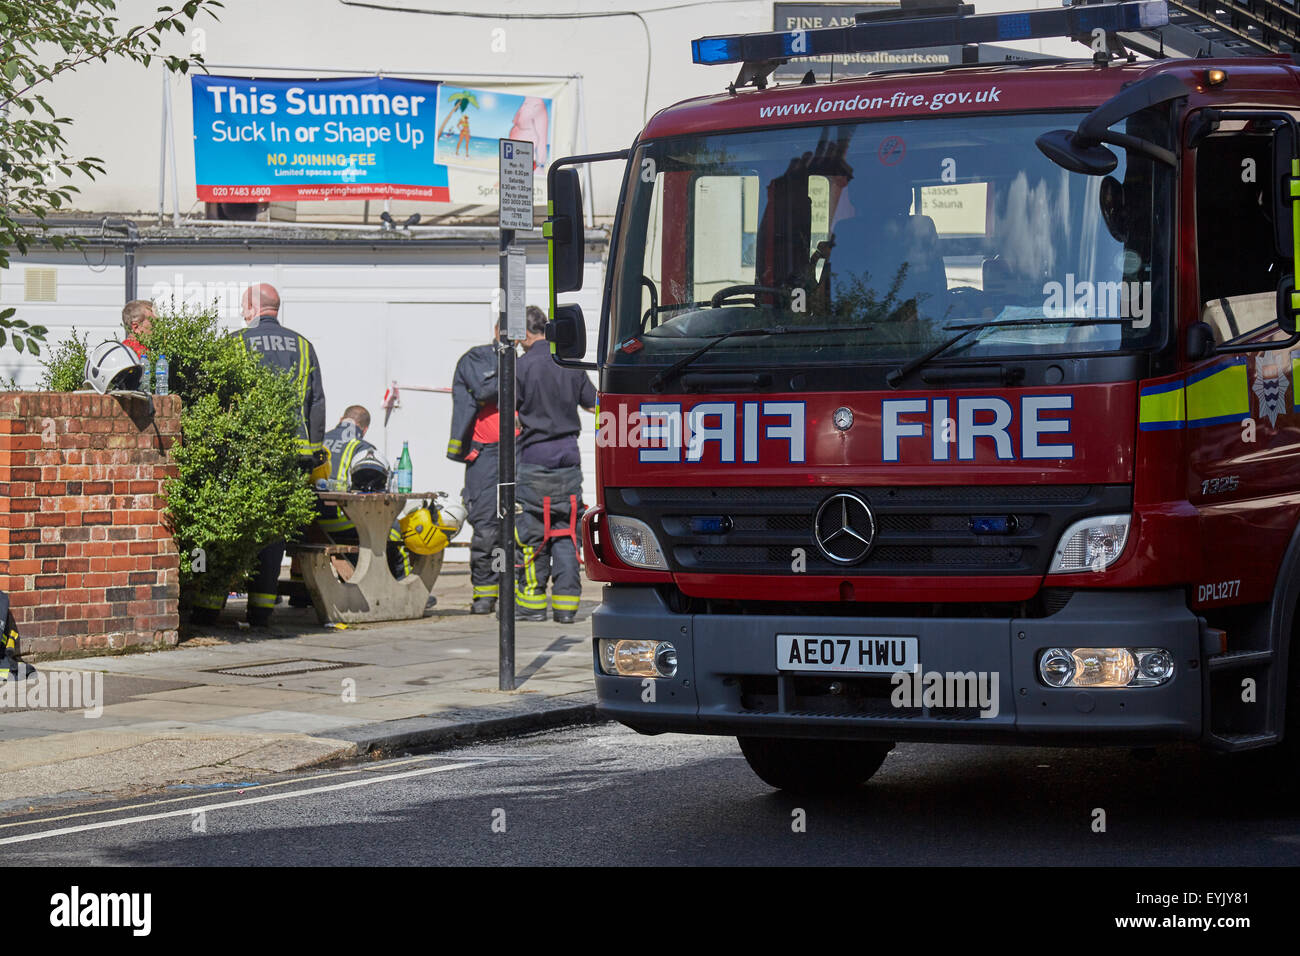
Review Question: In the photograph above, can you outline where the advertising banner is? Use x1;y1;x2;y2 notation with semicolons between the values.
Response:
191;75;450;202
433;85;554;206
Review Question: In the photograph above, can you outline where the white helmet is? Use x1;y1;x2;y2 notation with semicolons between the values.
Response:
349;447;390;493
437;500;467;537
84;340;143;394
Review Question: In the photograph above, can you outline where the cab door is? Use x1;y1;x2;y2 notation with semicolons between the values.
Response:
1187;115;1300;609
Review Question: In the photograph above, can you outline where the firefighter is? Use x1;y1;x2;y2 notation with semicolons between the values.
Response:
238;282;326;627
447;323;503;614
1;590;35;681
317;405;411;580
120;299;155;359
513;306;596;623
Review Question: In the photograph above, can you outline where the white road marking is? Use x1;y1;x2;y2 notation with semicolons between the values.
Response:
0;760;485;846
0;753;500;831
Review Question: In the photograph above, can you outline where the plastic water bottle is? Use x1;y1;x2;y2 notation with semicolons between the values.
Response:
140;352;152;393
397;441;413;493
155;354;169;395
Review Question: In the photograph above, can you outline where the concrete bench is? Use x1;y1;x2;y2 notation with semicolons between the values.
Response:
293;492;444;625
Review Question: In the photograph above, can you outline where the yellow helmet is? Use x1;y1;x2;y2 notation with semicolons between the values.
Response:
309;447;332;484
401;507;445;555
401;502;466;555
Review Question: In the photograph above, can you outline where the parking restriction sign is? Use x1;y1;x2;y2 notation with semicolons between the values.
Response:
498;139;535;231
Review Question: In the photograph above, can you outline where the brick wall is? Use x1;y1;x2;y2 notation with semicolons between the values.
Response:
0;393;182;653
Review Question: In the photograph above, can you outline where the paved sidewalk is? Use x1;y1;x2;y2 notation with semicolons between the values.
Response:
0;567;599;811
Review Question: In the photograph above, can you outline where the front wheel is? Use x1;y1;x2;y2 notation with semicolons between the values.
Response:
737;736;894;793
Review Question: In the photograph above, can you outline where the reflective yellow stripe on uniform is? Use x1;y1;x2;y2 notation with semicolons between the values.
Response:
473;584;500;598
513;527;546;607
1185;358;1249;428
551;594;580;610
296;335;310;403
319;440;361;533
248;592;277;609
293;335;312;443
192;594;227;610
387;527;413;577
514;587;548;610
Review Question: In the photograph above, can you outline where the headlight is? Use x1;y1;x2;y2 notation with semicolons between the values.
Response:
1037;647;1174;688
1048;514;1131;573
599;640;678;678
606;514;669;570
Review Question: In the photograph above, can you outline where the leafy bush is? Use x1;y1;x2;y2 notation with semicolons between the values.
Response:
0;310;48;356
138;307;317;612
37;327;91;392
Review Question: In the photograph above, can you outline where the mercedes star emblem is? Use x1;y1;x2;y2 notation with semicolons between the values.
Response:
813;492;876;565
833;406;854;430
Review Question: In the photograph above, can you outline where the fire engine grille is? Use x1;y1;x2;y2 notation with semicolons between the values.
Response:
610;484;1131;577
736;674;985;719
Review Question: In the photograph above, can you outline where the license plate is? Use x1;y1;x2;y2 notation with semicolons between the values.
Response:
776;634;918;674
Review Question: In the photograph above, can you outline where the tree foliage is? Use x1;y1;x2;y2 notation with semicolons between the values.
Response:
0;0;222;352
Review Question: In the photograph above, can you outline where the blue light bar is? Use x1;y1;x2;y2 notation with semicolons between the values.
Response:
691;1;1169;65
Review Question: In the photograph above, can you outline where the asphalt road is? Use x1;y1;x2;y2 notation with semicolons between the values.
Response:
1;725;1298;866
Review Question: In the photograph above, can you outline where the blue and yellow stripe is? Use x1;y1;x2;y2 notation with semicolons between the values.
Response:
1139;358;1251;431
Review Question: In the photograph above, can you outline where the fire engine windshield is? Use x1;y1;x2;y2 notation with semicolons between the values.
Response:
608;110;1171;370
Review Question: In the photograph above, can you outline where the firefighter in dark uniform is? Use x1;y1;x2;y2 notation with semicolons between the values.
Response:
513;306;596;623
238;282;326;626
448;324;503;614
318;405;411;579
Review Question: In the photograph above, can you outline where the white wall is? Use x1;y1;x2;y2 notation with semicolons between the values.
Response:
38;0;1080;222
2;246;606;553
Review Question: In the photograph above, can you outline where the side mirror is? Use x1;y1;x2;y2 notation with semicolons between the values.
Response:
1275;124;1297;263
1035;129;1117;176
1186;321;1215;361
546;167;584;294
1276;124;1300;333
546;303;589;364
1277;277;1299;335
1037;73;1185;175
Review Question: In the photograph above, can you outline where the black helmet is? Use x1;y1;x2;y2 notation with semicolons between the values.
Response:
349;447;390;493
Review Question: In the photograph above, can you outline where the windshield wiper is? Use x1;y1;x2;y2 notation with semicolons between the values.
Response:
886;317;1129;389
649;325;871;393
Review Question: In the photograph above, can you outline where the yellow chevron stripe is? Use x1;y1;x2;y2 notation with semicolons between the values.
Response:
1186;360;1250;426
1138;383;1184;430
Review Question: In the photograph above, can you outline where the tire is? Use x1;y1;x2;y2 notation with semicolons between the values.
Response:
737;736;894;793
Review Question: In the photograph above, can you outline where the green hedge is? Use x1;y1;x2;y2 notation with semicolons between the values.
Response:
39;310;318;611
141;308;318;611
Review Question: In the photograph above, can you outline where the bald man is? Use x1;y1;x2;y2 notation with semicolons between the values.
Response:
238;282;327;626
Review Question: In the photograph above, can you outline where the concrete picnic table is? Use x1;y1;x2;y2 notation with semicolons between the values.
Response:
293;491;444;624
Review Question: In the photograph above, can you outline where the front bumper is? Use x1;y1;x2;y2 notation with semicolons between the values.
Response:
591;586;1206;745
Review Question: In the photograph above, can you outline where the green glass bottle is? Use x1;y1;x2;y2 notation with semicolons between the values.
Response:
396;441;413;493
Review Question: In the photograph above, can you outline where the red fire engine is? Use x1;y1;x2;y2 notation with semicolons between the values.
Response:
543;0;1300;791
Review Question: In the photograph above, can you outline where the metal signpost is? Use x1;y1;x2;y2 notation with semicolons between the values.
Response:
497;138;533;691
